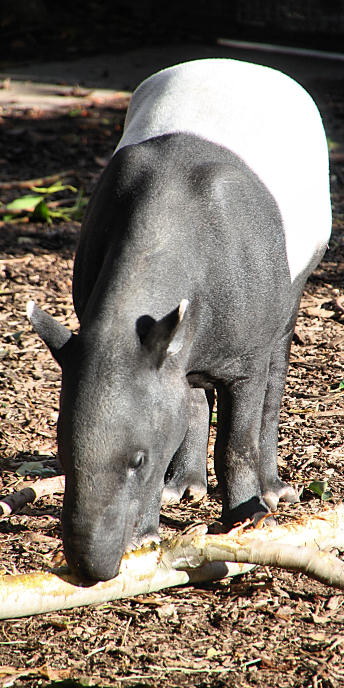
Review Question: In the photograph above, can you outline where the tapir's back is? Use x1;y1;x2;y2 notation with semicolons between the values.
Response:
116;59;331;283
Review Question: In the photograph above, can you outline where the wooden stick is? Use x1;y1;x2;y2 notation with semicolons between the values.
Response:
0;171;76;190
217;38;344;62
0;476;65;516
0;505;343;619
0;207;27;217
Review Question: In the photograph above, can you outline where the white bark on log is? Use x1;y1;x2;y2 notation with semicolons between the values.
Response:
0;476;65;516
0;505;343;619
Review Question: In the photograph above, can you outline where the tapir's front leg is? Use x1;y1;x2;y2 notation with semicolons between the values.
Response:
214;358;271;528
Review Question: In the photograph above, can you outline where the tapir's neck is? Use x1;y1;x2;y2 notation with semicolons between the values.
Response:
77;143;200;335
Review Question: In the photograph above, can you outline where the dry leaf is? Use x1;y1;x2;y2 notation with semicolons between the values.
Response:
157;603;179;623
275;605;293;621
327;595;343;611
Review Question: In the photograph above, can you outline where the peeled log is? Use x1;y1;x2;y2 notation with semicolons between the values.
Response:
0;476;65;516
0;505;343;619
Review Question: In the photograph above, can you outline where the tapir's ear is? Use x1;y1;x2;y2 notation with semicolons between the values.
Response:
26;301;72;366
136;299;189;368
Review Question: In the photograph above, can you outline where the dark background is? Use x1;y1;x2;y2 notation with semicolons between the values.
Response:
2;0;344;63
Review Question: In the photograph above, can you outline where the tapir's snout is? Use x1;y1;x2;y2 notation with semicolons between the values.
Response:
64;535;122;582
62;495;133;582
63;526;124;581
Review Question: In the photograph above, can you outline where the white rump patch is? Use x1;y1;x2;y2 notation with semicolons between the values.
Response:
116;59;331;282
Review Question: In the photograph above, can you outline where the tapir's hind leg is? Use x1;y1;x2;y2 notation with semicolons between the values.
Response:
259;323;300;511
161;388;213;504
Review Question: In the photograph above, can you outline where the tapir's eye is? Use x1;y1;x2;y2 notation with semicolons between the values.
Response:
129;451;145;470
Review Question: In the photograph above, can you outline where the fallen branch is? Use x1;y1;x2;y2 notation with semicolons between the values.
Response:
0;476;65;516
0;505;343;619
0;171;77;190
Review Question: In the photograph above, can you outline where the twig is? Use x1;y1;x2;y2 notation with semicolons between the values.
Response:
0;171;77;190
120;616;132;647
0;256;31;264
289;409;344;418
0;207;24;217
217;37;344;62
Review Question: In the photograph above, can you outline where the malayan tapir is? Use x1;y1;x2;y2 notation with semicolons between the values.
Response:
27;58;331;581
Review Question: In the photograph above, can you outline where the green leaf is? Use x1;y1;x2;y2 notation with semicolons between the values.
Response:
211;411;217;425
326;137;341;152
308;480;332;501
6;194;42;211
49;189;87;222
339;379;344;390
16;461;56;478
69;189;87;220
31;199;51;222
5;184;85;224
308;480;327;496
31;182;77;194
11;331;24;343
68;108;82;117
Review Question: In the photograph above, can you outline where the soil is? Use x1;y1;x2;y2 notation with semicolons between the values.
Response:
0;63;344;688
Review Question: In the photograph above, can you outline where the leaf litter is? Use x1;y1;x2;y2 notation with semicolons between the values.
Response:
0;78;344;688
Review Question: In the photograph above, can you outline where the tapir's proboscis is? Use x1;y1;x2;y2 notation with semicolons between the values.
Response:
28;59;331;582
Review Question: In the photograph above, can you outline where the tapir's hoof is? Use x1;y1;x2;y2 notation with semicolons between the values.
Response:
125;533;160;553
161;487;180;505
208;521;228;534
252;511;276;527
263;481;300;512
209;510;275;534
161;483;207;505
185;484;207;502
218;495;275;531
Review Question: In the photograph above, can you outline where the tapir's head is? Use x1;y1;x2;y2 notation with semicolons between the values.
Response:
27;299;190;581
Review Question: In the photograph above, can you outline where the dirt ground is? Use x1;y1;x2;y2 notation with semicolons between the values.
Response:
0;56;344;688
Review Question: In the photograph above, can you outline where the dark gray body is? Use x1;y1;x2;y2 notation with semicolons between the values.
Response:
28;59;331;581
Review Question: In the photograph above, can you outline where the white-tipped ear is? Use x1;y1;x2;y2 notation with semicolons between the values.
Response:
136;299;189;368
27;300;72;365
167;299;189;356
178;298;189;322
26;300;35;321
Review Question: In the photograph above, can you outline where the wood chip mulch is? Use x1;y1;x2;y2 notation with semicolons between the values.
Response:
0;76;343;688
